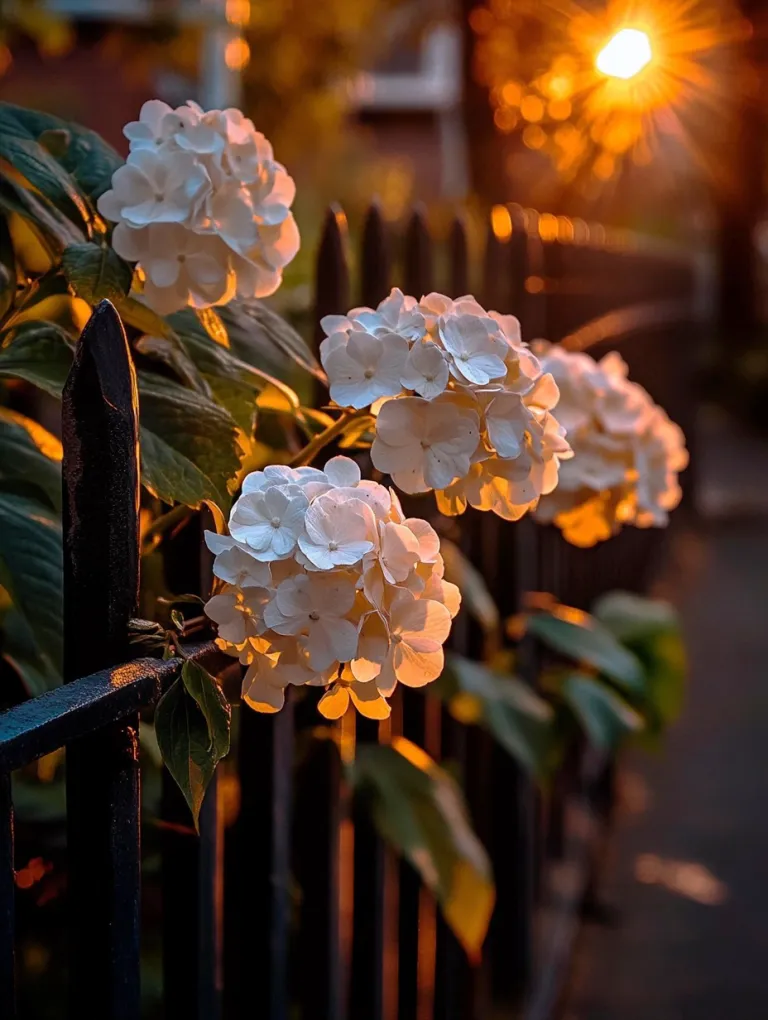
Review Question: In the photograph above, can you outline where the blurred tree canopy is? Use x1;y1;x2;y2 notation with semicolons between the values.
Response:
100;0;422;192
95;0;450;287
0;0;74;74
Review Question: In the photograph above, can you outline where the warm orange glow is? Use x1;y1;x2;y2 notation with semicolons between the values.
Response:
547;98;572;120
225;36;250;71
491;204;513;242
522;124;546;149
546;74;573;100
538;213;559;242
473;0;741;186
494;107;519;133
596;28;653;79
520;94;545;122
226;0;251;25
635;855;728;905
593;151;616;180
557;216;575;242
501;81;522;106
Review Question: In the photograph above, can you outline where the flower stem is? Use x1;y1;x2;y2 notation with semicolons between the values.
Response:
141;503;194;553
289;408;367;467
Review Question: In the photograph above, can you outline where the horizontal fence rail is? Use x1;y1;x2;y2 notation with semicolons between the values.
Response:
0;201;699;1020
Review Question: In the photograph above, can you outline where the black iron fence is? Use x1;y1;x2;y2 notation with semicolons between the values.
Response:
0;202;699;1020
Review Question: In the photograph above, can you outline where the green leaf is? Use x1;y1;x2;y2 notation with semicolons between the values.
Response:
62;242;132;304
560;672;644;750
155;661;230;828
0;328;241;511
526;607;645;693
593;592;687;738
0;104;66;142
202;374;259;433
114;293;177;340
38;128;71;161
180;659;230;762
592;590;678;643
0;319;74;397
0;214;16;320
1;604;61;695
437;655;554;778
0;490;63;679
220;297;323;381
196;306;229;347
134;333;210;396
138;371;241;511
169;309;300;432
634;628;687;739
0;176;84;254
58;125;123;202
353;738;494;961
440;538;499;634
0;408;62;511
0;132;91;231
0;103;122;203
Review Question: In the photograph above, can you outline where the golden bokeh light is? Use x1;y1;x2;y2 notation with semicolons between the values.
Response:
525;275;545;294
491;204;513;241
520;94;545;122
547;98;572;121
596;28;653;80
471;0;743;186
225;0;251;25
225;36;251;71
494;107;519;133
538;213;559;242
501;81;523;106
522;124;546;149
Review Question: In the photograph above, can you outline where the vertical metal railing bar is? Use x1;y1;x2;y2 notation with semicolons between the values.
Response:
197;775;224;1019
224;704;294;1020
293;205;350;1020
0;770;15;1019
198;509;225;1018
398;205;440;1020
160;509;222;1020
61;300;142;1020
523;217;546;343
481;212;538;1009
433;212;475;1020
539;238;573;868
448;212;469;300
311;204;350;402
360;198;390;309
349;199;391;1020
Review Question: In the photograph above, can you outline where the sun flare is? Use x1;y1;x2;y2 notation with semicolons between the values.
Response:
471;0;744;184
596;28;653;80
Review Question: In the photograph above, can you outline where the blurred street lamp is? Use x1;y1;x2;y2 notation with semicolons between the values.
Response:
596;28;653;80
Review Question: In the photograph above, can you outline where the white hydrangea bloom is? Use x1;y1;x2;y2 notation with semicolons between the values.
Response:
372;394;481;492
229;484;309;561
99;100;299;313
320;288;573;520
401;341;449;399
322;329;409;409
204;455;459;719
534;343;688;547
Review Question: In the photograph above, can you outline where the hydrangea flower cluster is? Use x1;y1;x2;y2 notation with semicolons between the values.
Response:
203;456;459;719
534;343;688;547
98;100;299;314
319;289;572;521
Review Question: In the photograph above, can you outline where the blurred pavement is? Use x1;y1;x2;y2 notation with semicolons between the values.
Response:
567;409;768;1020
